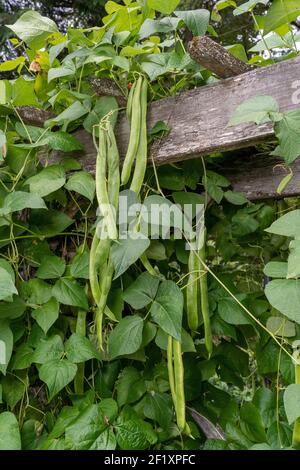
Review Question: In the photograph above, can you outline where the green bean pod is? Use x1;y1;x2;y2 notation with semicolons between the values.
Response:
167;335;177;407
121;76;142;185
89;234;101;305
199;229;213;357
107;120;120;210
187;248;200;332
74;307;87;394
130;78;148;195
96;127;117;240
126;81;136;121
95;257;114;350
293;363;300;447
173;339;186;432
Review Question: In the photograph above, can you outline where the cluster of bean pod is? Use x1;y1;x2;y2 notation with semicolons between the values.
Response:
90;118;120;350
187;228;213;357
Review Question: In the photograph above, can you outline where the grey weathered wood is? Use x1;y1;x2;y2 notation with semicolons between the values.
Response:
188;36;253;78
221;154;300;200
21;55;300;200
17;106;54;126
39;55;300;169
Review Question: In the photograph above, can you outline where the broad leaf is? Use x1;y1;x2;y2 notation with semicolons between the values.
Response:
31;297;59;334
52;279;88;310
6;11;58;49
150;280;183;340
147;0;180;15
65;171;95;202
174;9;210;36
33;335;64;364
228;95;279;126
0;320;13;375
36;255;66;279
122;272;160;309
0;191;46;215
265;210;300;238
65;333;100;363
0;267;18;301
0;412;21;450
265;279;300;324
111;235;150;279
272;110;300;164
264;0;300;34
39;359;77;401
284;384;300;425
25;165;66;197
108;315;144;359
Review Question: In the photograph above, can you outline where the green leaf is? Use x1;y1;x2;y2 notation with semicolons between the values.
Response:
65;171;95;202
0;267;18;301
265;279;300;324
263;261;288;278
25;165;66;198
36;255;66;279
224;190;248;205
253;388;276;428
31;297;59;334
287;240;300;278
0;129;6;161
64;403;116;450
218;298;251;325
150;280;183;340
45;101;89;128
2;373;26;409
20;278;52;304
266;316;296;337
108;315;144;359
174;9;210;36
111;235;150;279
147;0;180;15
272;110;300;164
228;95;279;126
233;0;268;16
0;320;13;375
265;209;300;237
6;11;58;49
65;333;100;363
29;209;73;237
123;272;160;310
48;61;75;83
11;344;34;370
284;384;300;425
52;279;88;310
264;0;300;34
0;191;46;215
39;359;77;401
144;392;173;428
11;77;39;107
70;248;90;279
116;367;147;407
0;57;25;72
0;412;21;450
33;335;64;364
115;411;156;450
240;403;267;443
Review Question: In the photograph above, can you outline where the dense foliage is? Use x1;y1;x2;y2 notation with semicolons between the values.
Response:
1;0;300;451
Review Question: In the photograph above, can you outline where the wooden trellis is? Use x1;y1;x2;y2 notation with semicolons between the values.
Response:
17;37;300;201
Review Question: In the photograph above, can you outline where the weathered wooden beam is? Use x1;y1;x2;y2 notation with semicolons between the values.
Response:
188;36;253;78
39;55;300;170
20;55;300;200
221;154;300;201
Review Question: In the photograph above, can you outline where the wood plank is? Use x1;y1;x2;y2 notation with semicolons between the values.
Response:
220;154;300;201
188;36;253;78
39;55;300;171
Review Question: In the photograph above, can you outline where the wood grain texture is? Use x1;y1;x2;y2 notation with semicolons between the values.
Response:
39;55;300;168
188;36;253;78
221;154;300;200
